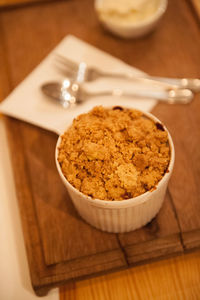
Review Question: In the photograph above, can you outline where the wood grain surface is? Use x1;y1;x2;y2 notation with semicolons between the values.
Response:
190;0;200;20
0;0;200;298
0;0;50;8
60;251;200;300
0;20;10;100
118;192;182;265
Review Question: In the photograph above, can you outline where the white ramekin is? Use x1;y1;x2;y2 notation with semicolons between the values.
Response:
95;0;168;39
55;109;175;233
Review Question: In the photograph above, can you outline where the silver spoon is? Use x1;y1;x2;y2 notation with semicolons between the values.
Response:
41;79;194;108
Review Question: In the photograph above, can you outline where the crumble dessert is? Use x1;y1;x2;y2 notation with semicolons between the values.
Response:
58;106;170;201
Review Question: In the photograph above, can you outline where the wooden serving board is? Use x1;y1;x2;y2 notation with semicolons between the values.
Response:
5;117;184;297
1;0;200;296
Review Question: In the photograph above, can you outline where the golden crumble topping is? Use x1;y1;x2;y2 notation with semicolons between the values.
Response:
58;106;170;201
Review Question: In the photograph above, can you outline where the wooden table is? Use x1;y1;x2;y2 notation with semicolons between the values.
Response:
0;0;200;299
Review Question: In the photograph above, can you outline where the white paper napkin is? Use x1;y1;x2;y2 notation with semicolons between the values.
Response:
0;35;157;136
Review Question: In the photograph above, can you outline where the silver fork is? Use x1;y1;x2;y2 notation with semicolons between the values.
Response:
55;53;200;92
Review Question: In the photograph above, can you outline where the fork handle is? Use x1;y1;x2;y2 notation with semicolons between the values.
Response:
99;70;200;92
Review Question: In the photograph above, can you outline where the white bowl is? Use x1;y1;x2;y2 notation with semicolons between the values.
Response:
95;0;168;39
55;108;174;233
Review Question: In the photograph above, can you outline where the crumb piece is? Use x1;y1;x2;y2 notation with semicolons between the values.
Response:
81;177;107;199
116;164;138;190
83;142;108;160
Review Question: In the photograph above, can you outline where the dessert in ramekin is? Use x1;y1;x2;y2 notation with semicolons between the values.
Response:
56;106;174;233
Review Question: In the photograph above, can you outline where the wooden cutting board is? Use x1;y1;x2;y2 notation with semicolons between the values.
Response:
5;117;184;296
1;0;200;296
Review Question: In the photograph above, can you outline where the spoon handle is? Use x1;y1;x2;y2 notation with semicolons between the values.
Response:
87;88;193;104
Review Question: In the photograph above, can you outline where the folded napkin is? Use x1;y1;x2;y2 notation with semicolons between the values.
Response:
0;35;157;135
